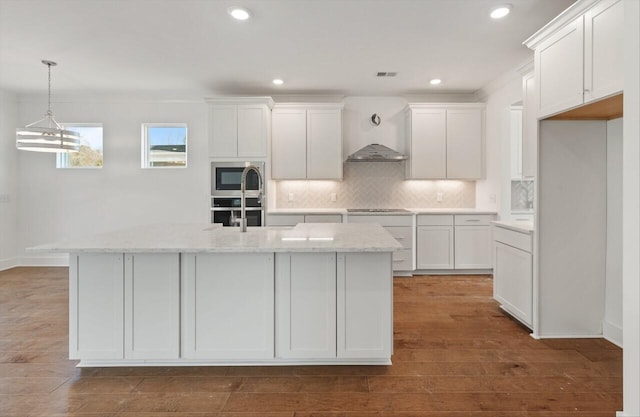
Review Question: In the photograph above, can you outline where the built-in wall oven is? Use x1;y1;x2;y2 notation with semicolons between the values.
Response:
210;161;265;226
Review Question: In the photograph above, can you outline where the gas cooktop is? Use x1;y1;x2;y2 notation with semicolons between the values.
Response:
347;208;411;213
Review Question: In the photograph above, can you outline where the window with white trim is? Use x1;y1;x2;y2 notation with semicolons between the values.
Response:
142;123;187;168
56;124;103;168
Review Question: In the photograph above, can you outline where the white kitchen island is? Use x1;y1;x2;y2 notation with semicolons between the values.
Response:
30;223;400;367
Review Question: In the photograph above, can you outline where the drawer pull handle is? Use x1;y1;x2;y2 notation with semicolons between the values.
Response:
394;237;405;240
466;219;481;222
393;259;405;262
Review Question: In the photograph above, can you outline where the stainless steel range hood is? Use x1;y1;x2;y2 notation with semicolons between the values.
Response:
346;144;407;162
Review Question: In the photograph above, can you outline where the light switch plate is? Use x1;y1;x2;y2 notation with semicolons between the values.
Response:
0;194;10;203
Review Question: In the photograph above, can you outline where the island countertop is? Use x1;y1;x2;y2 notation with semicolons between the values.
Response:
28;223;402;254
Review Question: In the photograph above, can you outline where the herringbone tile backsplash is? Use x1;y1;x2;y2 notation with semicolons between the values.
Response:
274;162;475;208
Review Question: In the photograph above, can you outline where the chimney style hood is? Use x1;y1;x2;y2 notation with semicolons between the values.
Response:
346;144;407;162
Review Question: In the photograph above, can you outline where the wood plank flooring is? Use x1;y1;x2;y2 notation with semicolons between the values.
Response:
0;267;622;416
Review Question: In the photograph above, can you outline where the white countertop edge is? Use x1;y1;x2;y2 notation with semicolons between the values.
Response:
268;208;498;215
31;247;401;254
491;220;535;234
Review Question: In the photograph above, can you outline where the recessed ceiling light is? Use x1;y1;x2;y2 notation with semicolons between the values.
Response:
430;78;442;85
228;7;250;20
272;79;284;85
490;5;511;19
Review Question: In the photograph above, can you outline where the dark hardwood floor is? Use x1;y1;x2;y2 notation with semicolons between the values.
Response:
0;267;622;416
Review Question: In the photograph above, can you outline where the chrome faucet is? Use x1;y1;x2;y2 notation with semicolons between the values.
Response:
237;164;263;232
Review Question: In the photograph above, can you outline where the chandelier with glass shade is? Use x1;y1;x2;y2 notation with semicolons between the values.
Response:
16;60;83;153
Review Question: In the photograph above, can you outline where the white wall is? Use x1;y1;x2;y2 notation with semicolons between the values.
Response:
476;70;524;215
605;117;623;347
16;97;209;264
0;90;19;269
622;0;640;413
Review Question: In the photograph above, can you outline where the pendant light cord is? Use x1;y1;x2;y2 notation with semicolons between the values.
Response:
46;62;52;118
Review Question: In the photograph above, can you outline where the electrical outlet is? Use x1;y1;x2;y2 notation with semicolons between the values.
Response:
0;194;10;203
288;193;294;202
436;192;443;202
330;193;337;202
490;194;497;203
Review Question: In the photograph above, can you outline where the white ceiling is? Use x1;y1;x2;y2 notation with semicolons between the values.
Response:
0;0;575;98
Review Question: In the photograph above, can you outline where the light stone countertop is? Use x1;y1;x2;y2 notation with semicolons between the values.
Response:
27;223;402;254
268;208;498;215
491;220;535;234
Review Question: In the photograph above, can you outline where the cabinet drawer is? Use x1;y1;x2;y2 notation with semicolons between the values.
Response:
454;214;495;226
493;226;532;253
347;214;413;227
305;214;342;223
384;226;412;249
392;249;414;271
266;214;304;227
416;214;453;226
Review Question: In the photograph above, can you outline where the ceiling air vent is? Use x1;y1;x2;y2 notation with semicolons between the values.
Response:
376;72;397;77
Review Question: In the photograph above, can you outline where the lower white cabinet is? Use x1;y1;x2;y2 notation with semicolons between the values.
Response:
182;253;275;360
346;214;414;272
276;253;336;358
454;226;493;269
124;253;180;359
337;253;392;359
454;215;494;269
493;230;533;328
416;215;454;270
267;213;343;227
69;253;124;360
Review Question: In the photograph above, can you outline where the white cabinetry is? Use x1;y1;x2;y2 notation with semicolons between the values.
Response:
272;104;343;180
266;213;343;227
337;253;392;359
405;104;484;179
416;215;454;270
276;253;336;359
454;215;494;269
182;253;274;360
529;0;623;118
346;214;414;272
124;253;180;359
510;106;524;179
207;98;273;158
493;225;533;328
69;253;124;360
521;70;537;178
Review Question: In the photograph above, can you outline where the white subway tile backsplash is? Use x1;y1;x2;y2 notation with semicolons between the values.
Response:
274;162;475;208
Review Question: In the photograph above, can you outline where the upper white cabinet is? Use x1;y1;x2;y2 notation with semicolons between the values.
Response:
207;97;274;158
528;0;623;118
405;104;485;180
272;104;344;180
521;69;537;178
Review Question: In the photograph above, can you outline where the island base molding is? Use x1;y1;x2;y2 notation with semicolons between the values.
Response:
76;358;392;367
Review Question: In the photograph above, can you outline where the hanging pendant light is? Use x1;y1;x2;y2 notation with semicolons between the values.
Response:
16;60;82;153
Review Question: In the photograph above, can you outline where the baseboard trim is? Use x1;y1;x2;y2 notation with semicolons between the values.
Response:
603;320;623;347
19;255;69;267
0;258;19;271
413;269;493;276
535;333;603;339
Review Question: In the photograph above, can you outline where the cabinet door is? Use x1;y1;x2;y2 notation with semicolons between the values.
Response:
304;214;342;223
124;254;179;360
237;105;268;158
272;108;307;179
183;253;274;360
494;242;533;327
416;226;454;269
454;226;492;269
337;253;392;359
408;108;446;179
521;71;537;178
510;107;523;179
209;105;238;158
446;109;483;179
276;253;336;359
535;17;585;118
584;0;623;102
307;109;343;180
69;253;124;360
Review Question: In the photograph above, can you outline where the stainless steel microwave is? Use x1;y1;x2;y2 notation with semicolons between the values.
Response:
210;161;265;197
